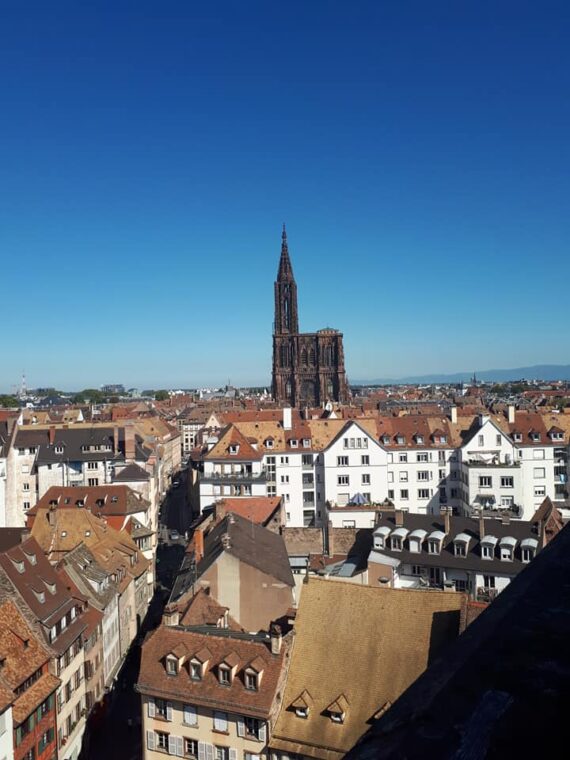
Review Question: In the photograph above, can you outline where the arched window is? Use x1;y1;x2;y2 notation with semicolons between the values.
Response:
280;344;289;368
301;347;308;366
286;381;292;398
309;347;316;365
326;380;334;398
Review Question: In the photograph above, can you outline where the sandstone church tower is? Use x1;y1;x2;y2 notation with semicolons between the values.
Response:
272;226;349;407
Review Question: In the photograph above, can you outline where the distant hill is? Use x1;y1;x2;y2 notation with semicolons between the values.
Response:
353;364;570;386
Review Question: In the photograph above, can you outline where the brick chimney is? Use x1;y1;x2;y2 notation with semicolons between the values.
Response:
113;425;119;454
270;623;282;655
49;426;56;445
450;406;457;424
395;509;404;527
507;404;515;424
283;407;292;431
194;528;204;563
124;422;136;461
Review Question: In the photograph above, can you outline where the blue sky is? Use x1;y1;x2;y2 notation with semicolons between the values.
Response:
1;1;569;390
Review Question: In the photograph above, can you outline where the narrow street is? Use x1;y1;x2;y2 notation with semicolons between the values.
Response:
81;468;192;759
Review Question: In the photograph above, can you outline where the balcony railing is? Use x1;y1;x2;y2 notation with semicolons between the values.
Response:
200;470;268;484
464;460;520;468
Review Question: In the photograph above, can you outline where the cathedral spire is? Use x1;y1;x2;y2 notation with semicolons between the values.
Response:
278;223;294;279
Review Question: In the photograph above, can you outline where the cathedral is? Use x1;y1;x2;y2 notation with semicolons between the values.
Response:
272;227;349;407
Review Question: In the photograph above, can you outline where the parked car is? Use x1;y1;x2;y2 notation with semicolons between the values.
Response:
172;480;180;489
169;529;180;541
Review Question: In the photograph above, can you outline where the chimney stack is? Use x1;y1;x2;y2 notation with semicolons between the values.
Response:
478;509;485;540
124;422;136;461
508;404;515;424
450;406;457;424
395;509;404;527
47;504;56;527
221;532;231;551
49;426;56;445
113;425;119;453
194;528;204;563
270;623;283;655
283;407;292;431
442;506;451;534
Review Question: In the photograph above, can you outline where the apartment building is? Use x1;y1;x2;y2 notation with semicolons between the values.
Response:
0;600;59;760
137;623;289;760
367;504;562;601
0;534;89;760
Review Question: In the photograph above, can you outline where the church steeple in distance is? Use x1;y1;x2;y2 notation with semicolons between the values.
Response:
274;224;299;334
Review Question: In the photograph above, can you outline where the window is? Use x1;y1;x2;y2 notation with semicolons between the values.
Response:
534;486;546;497
245;671;258;690
183;704;198;727
87;461;98;469
280;475;289;484
481;543;493;559
337;456;349;467
213;711;228;732
361;455;369;466
500;496;514;507
388;489;394;499
417;471;429;481
479;476;492;488
156;698;168;719
156;731;168;750
455;579;468;593
533;448;545;459
185;738;198;757
55;446;64;454
522;548;535;563
295;707;308;719
342;519;356;528
23;501;31;510
265;438;274;449
23;482;30;491
411;565;422;576
500;476;514;488
218;666;230;685
496;434;502;446
280;456;289;465
399;471;408;482
166;657;178;675
417;453;428;463
533;468;545;479
38;727;54;754
400;489;409;500
454;542;466;557
228;445;239;455
398;453;408;463
483;575;495;589
88;478;99;487
244;716;262;739
418;489;430;499
391;536;402;551
478;435;484;446
290;439;298;448
361;473;370;485
215;747;229;760
337;475;349;486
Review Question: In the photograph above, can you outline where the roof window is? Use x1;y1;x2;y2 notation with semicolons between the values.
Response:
264;438;274;448
228;444;239;455
453;533;471;557
499;536;517;561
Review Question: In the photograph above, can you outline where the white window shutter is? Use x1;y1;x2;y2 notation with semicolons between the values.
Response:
237;716;245;737
205;743;214;760
146;730;155;750
169;735;177;755
166;701;173;721
198;742;206;760
258;721;267;743
147;697;156;718
229;749;238;760
184;704;197;726
176;736;184;757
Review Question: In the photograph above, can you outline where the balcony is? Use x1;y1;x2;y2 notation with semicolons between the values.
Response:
464;459;520;468
476;587;498;603
200;469;268;484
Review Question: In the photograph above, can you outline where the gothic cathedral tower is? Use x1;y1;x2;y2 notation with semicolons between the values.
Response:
272;227;349;407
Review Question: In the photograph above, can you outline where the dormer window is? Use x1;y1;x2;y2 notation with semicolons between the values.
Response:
513;432;522;442
264;438;274;449
390;528;408;551
499;536;517;561
166;656;178;675
396;435;405;445
229;444;239;455
428;530;445;555
521;538;538;563
190;660;202;680
481;535;498;559
440;435;447;444
303;439;311;448
408;529;427;553
55;446;64;454
327;694;348;724
415;435;424;444
245;671;258;690
453;533;471;558
219;665;231;685
12;558;25;574
373;526;391;550
381;435;390;446
33;589;46;603
296;707;308;719
289;439;298;448
24;551;37;565
530;432;541;442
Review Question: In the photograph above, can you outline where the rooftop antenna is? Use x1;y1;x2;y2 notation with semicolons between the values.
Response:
19;371;27;399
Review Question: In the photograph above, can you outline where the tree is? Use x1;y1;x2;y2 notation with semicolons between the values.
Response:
0;395;18;408
154;390;170;401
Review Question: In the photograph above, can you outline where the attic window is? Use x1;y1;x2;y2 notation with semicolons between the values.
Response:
229;445;239;455
218;665;231;686
61;531;67;538
190;660;202;681
453;534;471;557
265;439;274;449
530;432;541;442
12;558;25;574
54;446;64;454
166;656;178;675
415;435;424;444
440;435;447;444
24;551;37;566
111;496;118;502
295;707;308;719
381;435;390;445
396;435;405;445
245;671;258;691
33;589;46;604
46;581;57;595
513;433;522;442
289;439;298;448
303;439;311;448
85;530;91;537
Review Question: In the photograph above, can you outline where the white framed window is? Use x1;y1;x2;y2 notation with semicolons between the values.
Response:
500;496;514;507
483;574;496;589
417;471;429;481
214;747;229;760
280;456;289;465
411;565;422;576
337;456;349;467
481;544;493;559
280;475;289;484
213;711;228;732
533;449;545;459
500;476;514;488
183;704;198;726
361;474;370;485
454;542;467;557
479;476;492;488
166;657;178;675
417;453;429;463
361;455;370;465
418;489;430;499
337;475;349;486
522;548;534;563
185;738;198;757
388;471;394;482
400;489;409;500
478;435;484;446
534;486;546;497
428;540;440;555
399;471;408;482
399;453;408;463
533;468;545;479
496;434;502;446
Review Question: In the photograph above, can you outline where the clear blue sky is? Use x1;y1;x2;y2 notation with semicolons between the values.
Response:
2;0;569;391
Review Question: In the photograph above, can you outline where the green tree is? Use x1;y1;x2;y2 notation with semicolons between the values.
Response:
154;390;170;401
0;395;19;408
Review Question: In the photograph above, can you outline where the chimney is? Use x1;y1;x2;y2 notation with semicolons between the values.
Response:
283;407;292;431
395;509;404;527
194;528;204;563
508;404;515;424
49;426;56;445
47;504;56;527
442;506;451;534
162;604;180;627
270;623;283;655
113;425;119;453
450;406;457;424
478;509;485;540
124;422;136;461
501;512;510;526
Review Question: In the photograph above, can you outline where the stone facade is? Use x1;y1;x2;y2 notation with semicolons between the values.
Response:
272;227;349;407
